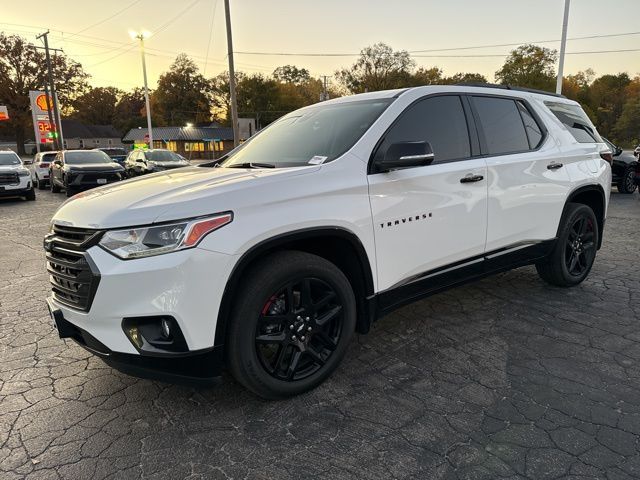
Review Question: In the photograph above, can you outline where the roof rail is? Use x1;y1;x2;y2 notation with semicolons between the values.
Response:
454;82;567;99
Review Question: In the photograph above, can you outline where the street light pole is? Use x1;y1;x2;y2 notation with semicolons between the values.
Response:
224;0;239;147
556;0;571;94
132;31;153;147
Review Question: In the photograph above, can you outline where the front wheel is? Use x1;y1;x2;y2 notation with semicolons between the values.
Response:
50;177;61;193
536;203;599;287
227;251;356;399
24;188;36;201
617;166;637;194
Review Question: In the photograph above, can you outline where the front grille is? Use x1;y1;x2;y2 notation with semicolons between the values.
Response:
73;172;121;185
0;172;19;185
45;225;103;312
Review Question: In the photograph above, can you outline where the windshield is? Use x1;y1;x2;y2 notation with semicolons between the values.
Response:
100;148;127;156
221;98;393;168
146;150;184;162
65;151;112;164
0;152;21;166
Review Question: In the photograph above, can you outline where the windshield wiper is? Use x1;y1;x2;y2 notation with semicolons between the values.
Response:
226;162;276;169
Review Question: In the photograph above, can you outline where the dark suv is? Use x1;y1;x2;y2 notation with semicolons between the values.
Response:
603;138;638;194
50;150;125;197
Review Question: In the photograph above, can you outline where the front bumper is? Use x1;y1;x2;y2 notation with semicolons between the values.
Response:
0;177;32;196
47;298;223;382
47;245;237;374
66;171;123;189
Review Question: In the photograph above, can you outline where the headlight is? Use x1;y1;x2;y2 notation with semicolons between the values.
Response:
98;212;233;259
18;169;30;177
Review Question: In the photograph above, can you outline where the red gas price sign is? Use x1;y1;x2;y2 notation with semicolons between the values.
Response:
37;120;54;143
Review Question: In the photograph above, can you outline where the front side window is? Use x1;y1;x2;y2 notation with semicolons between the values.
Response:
220;98;393;168
373;95;471;165
544;101;602;143
473;97;529;155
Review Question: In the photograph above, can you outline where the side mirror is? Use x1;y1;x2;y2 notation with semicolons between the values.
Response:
615;147;623;157
136;158;145;163
375;141;434;173
23;158;33;165
53;159;62;166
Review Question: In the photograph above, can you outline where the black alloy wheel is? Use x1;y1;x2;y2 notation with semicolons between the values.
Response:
536;203;599;287
227;251;356;399
256;277;344;382
564;214;596;278
617;167;638;194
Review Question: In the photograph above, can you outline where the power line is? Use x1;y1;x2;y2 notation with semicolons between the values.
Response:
67;0;145;37
87;0;203;67
233;30;640;57
203;0;218;76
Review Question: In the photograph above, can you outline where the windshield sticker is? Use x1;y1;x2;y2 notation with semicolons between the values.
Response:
308;155;328;165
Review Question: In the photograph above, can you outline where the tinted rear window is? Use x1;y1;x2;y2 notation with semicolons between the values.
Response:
544;101;602;143
473;97;529;155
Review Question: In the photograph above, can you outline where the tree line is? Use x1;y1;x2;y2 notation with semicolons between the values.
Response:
1;33;639;153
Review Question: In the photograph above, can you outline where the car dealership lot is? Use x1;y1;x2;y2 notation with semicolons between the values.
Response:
1;190;640;480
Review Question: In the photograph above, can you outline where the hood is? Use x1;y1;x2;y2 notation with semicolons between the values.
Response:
52;165;318;229
65;163;123;172
150;161;189;169
0;164;26;172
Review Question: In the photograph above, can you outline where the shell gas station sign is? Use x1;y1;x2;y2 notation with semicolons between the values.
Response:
29;91;59;148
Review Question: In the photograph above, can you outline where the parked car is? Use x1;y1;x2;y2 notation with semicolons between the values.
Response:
31;151;57;189
45;85;611;399
0;150;35;200
634;145;639;158
49;150;125;197
602;137;638;194
95;147;129;168
124;149;190;177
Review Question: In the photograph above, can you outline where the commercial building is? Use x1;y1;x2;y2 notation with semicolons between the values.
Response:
122;125;235;159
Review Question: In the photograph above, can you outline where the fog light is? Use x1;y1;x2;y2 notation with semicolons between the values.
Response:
161;318;171;339
127;326;143;348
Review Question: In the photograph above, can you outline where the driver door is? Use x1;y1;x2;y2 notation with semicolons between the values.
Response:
368;95;488;294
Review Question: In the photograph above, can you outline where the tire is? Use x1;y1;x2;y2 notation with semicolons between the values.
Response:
536;203;599;287
65;187;76;198
617;166;637;194
50;177;61;193
227;250;356;400
24;188;36;201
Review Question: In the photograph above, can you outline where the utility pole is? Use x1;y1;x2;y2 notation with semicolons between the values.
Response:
131;31;154;147
36;31;62;150
556;0;571;94
224;0;239;147
320;75;330;101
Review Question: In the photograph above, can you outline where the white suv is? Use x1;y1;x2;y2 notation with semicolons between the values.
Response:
45;85;611;399
0;151;35;200
31;151;57;189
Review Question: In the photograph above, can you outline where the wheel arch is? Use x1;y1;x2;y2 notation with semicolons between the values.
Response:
565;184;606;249
213;227;376;348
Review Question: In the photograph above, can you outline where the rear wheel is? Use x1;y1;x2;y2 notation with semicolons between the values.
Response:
536;203;599;287
227;251;356;399
617;166;637;194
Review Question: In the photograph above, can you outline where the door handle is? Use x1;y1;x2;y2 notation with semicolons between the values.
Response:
460;174;484;183
547;162;563;170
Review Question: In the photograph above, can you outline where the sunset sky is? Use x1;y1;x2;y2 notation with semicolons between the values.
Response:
2;0;639;91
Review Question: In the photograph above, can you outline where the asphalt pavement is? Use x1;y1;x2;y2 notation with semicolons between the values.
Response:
1;187;640;479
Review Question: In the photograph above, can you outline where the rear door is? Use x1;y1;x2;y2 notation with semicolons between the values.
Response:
368;95;488;292
470;95;573;252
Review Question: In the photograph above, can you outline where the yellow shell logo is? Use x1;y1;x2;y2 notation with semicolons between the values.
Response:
36;94;53;111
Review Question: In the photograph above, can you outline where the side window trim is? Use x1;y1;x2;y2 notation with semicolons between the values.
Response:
468;94;548;157
368;93;475;174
